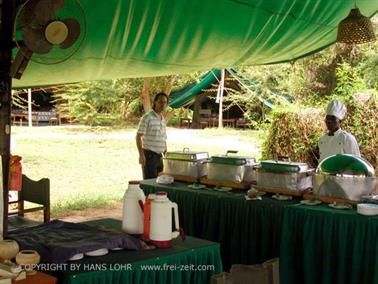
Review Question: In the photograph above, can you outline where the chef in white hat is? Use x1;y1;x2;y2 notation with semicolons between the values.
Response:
318;100;360;162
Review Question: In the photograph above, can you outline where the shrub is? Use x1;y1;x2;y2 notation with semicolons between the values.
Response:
262;107;323;167
342;96;378;168
262;96;377;169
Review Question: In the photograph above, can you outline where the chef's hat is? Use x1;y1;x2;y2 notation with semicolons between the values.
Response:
326;100;346;120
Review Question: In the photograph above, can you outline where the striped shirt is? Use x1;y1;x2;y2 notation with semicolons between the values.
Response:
137;110;167;154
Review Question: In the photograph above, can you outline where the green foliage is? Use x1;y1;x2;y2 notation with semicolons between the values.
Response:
236;64;293;105
167;107;193;126
53;79;142;125
12;92;28;109
261;18;378;105
261;107;323;167
52;72;201;126
359;50;378;89
334;62;366;97
11;89;39;109
342;96;378;168
218;68;292;128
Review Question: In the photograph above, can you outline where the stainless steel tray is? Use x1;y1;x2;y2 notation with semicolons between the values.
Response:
313;173;377;201
256;168;314;191
163;159;207;178
206;163;257;183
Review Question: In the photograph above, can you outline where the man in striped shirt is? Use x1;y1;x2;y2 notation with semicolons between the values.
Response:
136;93;168;179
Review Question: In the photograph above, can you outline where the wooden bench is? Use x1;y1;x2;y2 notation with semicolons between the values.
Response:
37;111;60;125
11;111;60;126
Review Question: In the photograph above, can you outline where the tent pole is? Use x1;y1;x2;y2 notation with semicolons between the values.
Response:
28;88;32;127
0;0;16;238
218;69;225;128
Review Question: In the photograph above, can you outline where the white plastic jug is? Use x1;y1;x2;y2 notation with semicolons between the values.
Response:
122;181;145;234
150;191;180;247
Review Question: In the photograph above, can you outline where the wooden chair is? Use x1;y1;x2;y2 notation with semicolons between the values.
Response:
236;118;250;129
8;175;50;230
179;118;192;128
199;109;211;128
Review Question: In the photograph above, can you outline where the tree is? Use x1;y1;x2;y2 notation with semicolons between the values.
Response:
140;78;152;113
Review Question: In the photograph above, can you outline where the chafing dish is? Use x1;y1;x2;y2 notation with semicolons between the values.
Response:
314;154;377;201
163;148;209;178
206;151;257;183
256;160;314;191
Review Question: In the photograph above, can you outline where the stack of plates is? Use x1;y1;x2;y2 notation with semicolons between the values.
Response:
328;203;352;209
156;175;174;184
357;203;378;216
213;186;232;192
300;199;322;206
188;183;206;189
69;253;84;261
85;248;109;257
272;194;292;201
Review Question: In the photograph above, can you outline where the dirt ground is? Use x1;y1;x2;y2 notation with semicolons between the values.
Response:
55;201;123;223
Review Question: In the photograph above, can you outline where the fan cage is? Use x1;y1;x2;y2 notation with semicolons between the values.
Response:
13;0;87;65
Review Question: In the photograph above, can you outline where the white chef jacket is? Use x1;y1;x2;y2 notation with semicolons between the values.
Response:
318;128;360;162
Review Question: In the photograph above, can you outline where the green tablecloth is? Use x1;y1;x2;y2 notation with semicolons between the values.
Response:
56;219;222;284
280;205;378;284
140;179;298;270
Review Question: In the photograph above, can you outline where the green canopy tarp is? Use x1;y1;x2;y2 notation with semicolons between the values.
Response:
169;68;292;108
11;0;378;88
169;69;221;108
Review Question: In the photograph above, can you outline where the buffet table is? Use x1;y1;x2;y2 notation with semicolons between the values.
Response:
55;219;222;284
280;204;378;284
140;179;378;283
139;179;298;270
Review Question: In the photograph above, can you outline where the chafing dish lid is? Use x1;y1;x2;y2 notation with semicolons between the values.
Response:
259;160;309;172
210;150;256;166
317;154;374;176
165;148;209;161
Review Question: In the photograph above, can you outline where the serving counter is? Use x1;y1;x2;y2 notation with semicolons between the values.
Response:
140;179;297;270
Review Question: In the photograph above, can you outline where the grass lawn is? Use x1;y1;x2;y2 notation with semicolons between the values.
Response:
12;125;265;216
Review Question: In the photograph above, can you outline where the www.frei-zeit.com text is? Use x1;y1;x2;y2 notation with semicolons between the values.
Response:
24;263;215;272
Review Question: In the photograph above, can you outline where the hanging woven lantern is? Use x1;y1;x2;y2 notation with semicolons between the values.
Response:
337;8;376;44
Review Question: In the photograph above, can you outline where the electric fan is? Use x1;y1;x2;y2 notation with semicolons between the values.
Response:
11;0;87;79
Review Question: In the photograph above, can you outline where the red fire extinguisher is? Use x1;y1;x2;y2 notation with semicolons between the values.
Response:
9;155;22;191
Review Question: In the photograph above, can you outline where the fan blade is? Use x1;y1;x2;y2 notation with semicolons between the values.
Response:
23;26;53;54
34;0;64;25
21;0;40;26
51;0;65;12
60;18;81;49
